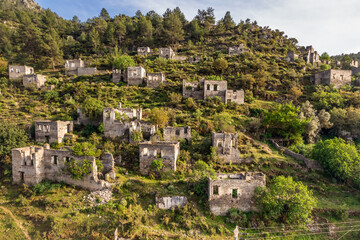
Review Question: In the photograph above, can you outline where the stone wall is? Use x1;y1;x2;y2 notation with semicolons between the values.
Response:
156;196;187;210
35;120;73;144
159;47;175;59
163;126;191;141
9;65;34;80
270;140;323;171
127;67;146;86
77;67;97;76
23;74;47;89
225;90;244;104
139;141;180;175
229;44;249;56
212;132;241;163
182;80;204;100
12;145;111;191
314;69;352;89
208;172;266;216
137;47;151;55
146;73;165;88
203;80;227;102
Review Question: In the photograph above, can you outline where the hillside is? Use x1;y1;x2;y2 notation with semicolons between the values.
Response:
1;1;360;240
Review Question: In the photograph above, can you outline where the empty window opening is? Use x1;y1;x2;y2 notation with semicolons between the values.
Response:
184;128;188;134
218;142;222;148
207;84;210;90
175;129;180;135
214;84;218;91
213;185;219;195
232;189;238;198
53;155;58;165
20;172;25;182
65;157;70;163
31;160;34;166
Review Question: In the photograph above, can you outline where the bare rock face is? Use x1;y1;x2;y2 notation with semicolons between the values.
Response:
9;0;42;10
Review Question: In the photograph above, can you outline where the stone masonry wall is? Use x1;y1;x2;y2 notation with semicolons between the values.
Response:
163;126;191;141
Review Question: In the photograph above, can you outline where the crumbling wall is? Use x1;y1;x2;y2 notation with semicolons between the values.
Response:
271;140;323;171
212;132;241;163
127;67;146;86
156;196;187;209
163;126;191;141
159;47;175;59
146;73;165;88
203;80;227;102
314;69;352;89
9;65;34;80
225;90;244;104
77;67;97;76
137;47;151;55
35;120;73;143
23;74;47;89
139;141;180;175
208;172;266;216
182;80;204;100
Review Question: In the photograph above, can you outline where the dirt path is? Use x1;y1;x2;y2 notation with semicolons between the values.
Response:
0;206;31;240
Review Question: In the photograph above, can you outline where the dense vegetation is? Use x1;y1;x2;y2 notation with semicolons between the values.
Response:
1;0;360;239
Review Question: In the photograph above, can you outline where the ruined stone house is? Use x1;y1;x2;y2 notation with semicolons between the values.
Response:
163;126;191;142
12;145;111;191
286;51;298;62
9;65;34;80
182;80;244;104
127;66;147;86
137;47;151;55
314;69;352;89
212;132;241;163
159;47;175;59
23;74;47;89
35;120;73;144
229;44;249;56
146;72;165;88
350;60;359;68
208;172;266;216
100;153;116;180
65;59;97;76
139;141;180;175
300;46;321;65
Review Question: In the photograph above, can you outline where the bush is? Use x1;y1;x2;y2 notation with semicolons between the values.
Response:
255;176;317;224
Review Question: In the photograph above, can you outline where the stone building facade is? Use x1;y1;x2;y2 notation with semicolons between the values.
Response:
65;59;97;76
182;80;244;104
159;47;175;59
35;120;73;144
212;132;241;163
139;141;180;175
208;172;266;216
146;73;165;88
314;69;352;89
137;47;151;55
9;65;34;80
23;74;47;89
350;60;359;68
300;46;321;65
12;145;111;191
229;44;249;56
286;51;298;62
127;66;146;86
163;126;191;142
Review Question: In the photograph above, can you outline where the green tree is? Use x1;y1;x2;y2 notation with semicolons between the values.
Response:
100;8;110;21
312;138;360;186
220;11;235;30
263;102;308;143
0;122;28;157
213;58;228;74
162;11;184;44
113;55;135;70
82;97;103;120
320;52;331;62
150;108;169;128
255;176;317;224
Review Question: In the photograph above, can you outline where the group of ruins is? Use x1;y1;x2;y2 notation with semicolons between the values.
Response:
8;44;359;216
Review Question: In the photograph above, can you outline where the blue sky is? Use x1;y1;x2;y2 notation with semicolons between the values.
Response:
36;0;360;56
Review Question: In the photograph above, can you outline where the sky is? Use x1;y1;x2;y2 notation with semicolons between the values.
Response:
35;0;360;56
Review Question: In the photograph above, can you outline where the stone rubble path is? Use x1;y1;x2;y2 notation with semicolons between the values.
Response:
0;206;31;240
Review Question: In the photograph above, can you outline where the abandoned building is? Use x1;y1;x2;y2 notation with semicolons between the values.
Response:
139;141;180;175
286;51;298;62
300;46;321;65
127;66;147;86
65;59;97;76
182;80;244;104
350;60;359;68
212;132;241;163
35;120;73;144
12;145;111;191
314;69;352;89
208;172;266;216
229;44;249;56
159;47;175;59
137;47;151;55
103;105;156;141
146;73;165;88
100;153;116;180
163;126;191;142
156;196;187;210
22;74;47;89
9;65;34;80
